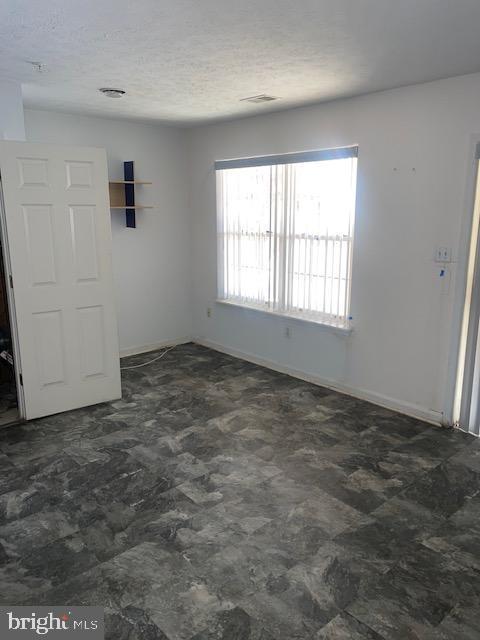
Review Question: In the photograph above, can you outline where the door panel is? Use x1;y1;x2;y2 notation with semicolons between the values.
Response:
78;305;106;379
23;204;57;285
0;141;121;419
69;205;100;282
17;157;49;187
33;310;66;386
65;160;94;189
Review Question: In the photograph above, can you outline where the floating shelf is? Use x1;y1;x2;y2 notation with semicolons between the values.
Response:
109;161;152;228
109;180;152;185
110;206;153;210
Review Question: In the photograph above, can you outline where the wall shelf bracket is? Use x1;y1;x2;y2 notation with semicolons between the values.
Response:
108;161;152;228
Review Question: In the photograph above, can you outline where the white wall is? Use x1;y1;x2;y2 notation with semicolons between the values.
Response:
0;80;25;141
189;73;480;423
22;73;480;424
25;109;191;354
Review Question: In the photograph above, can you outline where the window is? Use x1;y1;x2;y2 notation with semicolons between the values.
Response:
215;146;358;329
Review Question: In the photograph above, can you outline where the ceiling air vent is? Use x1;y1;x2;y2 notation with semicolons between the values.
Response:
240;94;278;104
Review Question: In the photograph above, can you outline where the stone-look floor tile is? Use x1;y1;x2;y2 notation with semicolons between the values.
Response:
315;612;386;639
51;449;145;500
316;393;367;413
436;604;480;640
371;496;445;542
346;568;453;640
313;414;374;441
0;343;476;639
174;514;246;565
333;518;413;573
206;454;283;490
420;521;480;572
299;541;387;604
400;460;480;516
63;442;111;465
105;605;170;640
190;606;275;640
239;588;325;639
197;541;292;601
0;561;51;605
449;438;480;472
393;543;480;608
19;532;99;586
353;427;409;455
40;542;181;609
166;452;210;485
252;473;365;538
0;440;68;467
139;580;234;640
0;484;57;525
316;444;387;477
0;465;30;498
176;476;224;507
80;487;199;562
393;428;474;467
274;551;361;624
250;517;330;565
88;428;143;451
282;456;403;515
375;449;439;482
207;407;280;435
448;490;480;529
173;425;235;462
369;414;427;441
0;511;78;559
92;466;173;512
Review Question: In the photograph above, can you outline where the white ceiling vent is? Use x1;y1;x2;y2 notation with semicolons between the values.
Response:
240;94;278;104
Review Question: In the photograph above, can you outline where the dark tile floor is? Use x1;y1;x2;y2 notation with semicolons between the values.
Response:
0;343;479;639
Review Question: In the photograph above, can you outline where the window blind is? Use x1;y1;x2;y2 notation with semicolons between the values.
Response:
216;147;358;328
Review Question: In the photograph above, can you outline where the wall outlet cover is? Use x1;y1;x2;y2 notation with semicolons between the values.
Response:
435;246;452;263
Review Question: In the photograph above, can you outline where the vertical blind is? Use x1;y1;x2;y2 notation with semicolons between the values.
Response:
216;147;358;328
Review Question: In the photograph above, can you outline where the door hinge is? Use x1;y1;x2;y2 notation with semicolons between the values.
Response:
19;373;23;386
9;274;13;289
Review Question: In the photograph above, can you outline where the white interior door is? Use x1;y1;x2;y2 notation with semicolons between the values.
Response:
0;141;121;420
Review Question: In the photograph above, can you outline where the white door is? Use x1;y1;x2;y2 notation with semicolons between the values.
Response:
0;141;121;420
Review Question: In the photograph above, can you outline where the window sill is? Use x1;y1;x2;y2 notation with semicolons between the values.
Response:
215;299;353;335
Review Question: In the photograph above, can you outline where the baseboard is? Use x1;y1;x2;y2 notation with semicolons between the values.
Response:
120;336;192;359
194;337;444;426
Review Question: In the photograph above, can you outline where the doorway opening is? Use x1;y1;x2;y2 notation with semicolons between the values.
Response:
454;143;480;434
0;228;19;427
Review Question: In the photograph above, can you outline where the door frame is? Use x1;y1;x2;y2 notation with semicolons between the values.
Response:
0;174;25;420
444;134;480;429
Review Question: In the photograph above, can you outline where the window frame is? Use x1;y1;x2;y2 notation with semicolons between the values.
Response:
215;146;358;332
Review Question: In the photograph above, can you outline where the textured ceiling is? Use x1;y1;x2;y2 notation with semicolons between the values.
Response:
1;0;480;126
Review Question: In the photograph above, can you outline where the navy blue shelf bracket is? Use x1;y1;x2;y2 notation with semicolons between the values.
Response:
124;161;136;228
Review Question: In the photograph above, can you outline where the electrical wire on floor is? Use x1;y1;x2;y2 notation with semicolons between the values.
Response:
120;345;176;370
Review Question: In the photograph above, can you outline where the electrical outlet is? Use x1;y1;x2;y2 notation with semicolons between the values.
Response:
435;246;452;263
285;326;291;338
207;307;212;318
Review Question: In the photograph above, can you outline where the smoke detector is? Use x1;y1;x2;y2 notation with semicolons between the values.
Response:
99;88;126;98
240;94;278;104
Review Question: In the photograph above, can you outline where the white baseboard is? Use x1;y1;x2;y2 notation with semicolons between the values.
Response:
120;336;192;359
194;337;444;426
